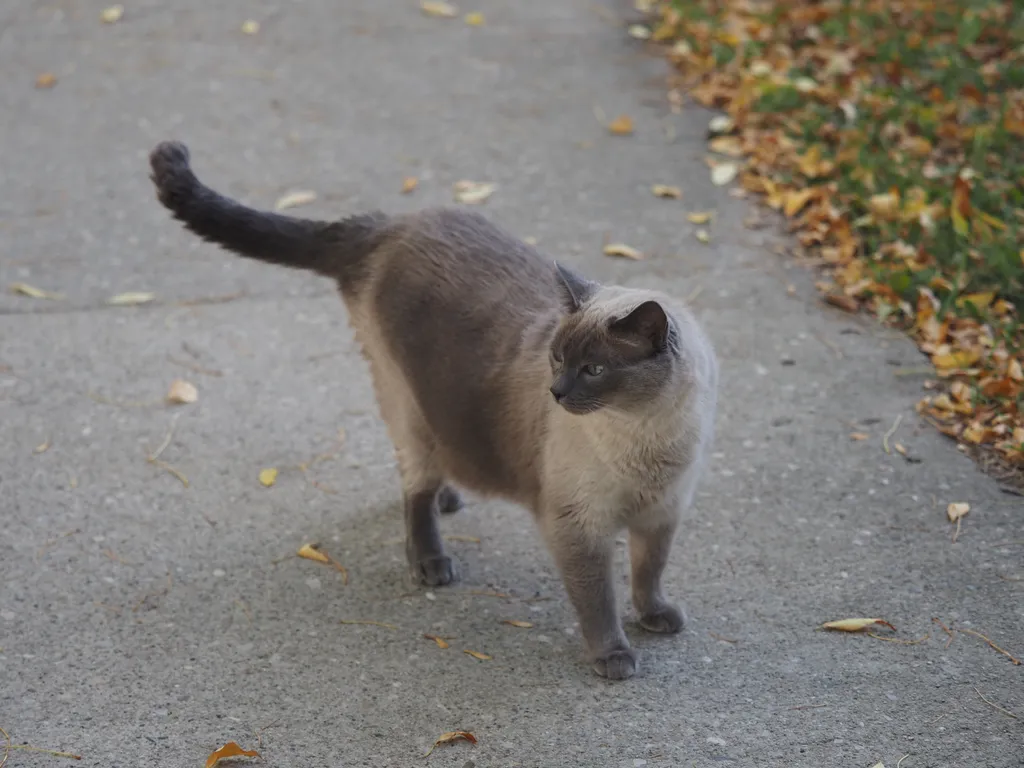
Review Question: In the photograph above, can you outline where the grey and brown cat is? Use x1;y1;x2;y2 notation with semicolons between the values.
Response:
148;141;718;679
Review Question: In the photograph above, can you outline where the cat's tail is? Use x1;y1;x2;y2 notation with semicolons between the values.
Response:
149;141;386;280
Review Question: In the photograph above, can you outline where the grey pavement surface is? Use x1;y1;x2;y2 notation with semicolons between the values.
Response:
2;1;1022;766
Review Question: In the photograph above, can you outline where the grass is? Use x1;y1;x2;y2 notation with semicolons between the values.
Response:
655;0;1024;470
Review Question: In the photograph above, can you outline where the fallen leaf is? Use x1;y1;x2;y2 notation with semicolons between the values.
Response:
707;115;734;135
501;620;533;628
628;24;651;39
946;502;970;522
259;468;279;487
708;136;744;157
464;12;484;26
695;229;711;243
401;176;418;194
453;180;496;205
823;293;859;313
274;190;317;210
35;73;57;89
710;163;739;186
297;543;329;563
421;1;457;18
34;440;50;454
602;243;643;260
100;5;124;23
241;19;260;35
783;188;816;218
894;442;909;457
166;379;198;405
687;211;713;224
425;731;477;757
106;291;155;306
821;618;897;633
463;649;492;661
849;432;869;441
607;114;634;136
651;184;682;199
10;282;64;300
205;742;260;768
424;634;450;649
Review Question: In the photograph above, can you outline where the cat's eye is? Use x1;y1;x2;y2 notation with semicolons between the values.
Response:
582;364;605;377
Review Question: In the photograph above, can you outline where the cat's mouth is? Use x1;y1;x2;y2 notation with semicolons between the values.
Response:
557;399;603;416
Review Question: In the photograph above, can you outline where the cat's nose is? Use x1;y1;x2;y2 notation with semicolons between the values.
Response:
550;375;573;402
549;385;565;402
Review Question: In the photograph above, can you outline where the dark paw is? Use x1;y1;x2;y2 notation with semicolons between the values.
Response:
437;486;464;515
593;647;637;680
638;603;685;634
412;555;460;587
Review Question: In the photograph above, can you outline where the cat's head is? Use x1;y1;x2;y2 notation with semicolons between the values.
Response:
548;263;680;416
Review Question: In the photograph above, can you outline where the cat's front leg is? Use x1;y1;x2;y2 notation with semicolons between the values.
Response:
542;511;636;680
629;517;685;634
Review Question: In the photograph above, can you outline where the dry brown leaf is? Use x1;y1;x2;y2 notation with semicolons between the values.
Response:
241;19;260;34
708;136;744;157
783;188;816;218
710;163;739;186
821;618;897;633
501;620;533;628
401;176;418;194
36;73;57;89
849;432;869;441
823;293;859;313
651;184;682;199
258;468;278;487
424;634;450;649
453;180;496;205
946;502;970;522
205;742;260;768
463;649;492;661
100;5;124;23
607;114;634;136
107;291;155;306
602;243;643;260
687;211;713;224
10;282;64;300
695;229;711;243
166;379;198;405
464;12;484;26
425;731;477;757
274;190;317;210
297;543;330;563
421;1;458;18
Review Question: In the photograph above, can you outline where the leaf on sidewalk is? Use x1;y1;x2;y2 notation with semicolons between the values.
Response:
424;634;450;649
421;1;458;18
453;180;496;205
205;742;260;768
166;379;198;405
607;114;634;136
501;620;533;628
820;618;897;633
258;468;278;487
463;649;492;661
651;184;682;199
10;282;64;300
107;291;155;306
602;243;643;260
297;543;329;563
425;731;477;757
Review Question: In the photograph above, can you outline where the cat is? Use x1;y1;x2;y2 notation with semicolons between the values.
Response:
148;141;718;680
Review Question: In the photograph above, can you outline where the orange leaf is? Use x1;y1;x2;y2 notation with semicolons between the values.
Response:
607;114;634;136
821;618;897;633
463;649;492;661
297;543;330;564
501;619;534;628
205;742;261;768
425;731;477;757
401;176;418;194
424;634;450;649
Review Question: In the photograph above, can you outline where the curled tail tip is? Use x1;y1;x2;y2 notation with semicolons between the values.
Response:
149;140;197;211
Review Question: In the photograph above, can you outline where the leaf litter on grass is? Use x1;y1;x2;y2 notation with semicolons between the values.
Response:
652;0;1024;476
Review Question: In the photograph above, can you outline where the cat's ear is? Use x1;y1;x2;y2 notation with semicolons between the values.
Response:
553;261;599;313
610;300;669;351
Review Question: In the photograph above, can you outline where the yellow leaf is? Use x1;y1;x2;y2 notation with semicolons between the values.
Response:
35;72;57;89
463;649;492;660
955;292;994;311
297;543;329;563
166;379;198;404
205;742;261;768
650;184;682;199
401;176;418;194
607;114;634;136
241;19;260;34
107;291;156;306
932;349;981;370
821;618;897;633
100;5;124;23
602;243;643;260
687;211;713;224
783;188;815;218
868;190;900;220
501;620;533;628
425;731;477;757
259;468;278;487
421;0;458;17
274;190;317;210
424;634;450;649
464;11;484;25
10;282;64;300
453;180;496;205
946;502;970;522
695;229;710;243
710;163;739;186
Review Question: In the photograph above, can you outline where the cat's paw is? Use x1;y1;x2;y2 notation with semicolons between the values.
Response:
638;603;686;634
412;555;461;587
437;486;464;515
592;647;637;680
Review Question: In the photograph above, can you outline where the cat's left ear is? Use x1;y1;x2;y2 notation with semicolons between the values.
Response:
610;300;669;351
553;261;599;313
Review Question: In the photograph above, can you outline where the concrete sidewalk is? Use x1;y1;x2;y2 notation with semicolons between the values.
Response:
2;1;1020;766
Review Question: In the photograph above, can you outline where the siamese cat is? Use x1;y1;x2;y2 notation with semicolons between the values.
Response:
149;141;718;679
